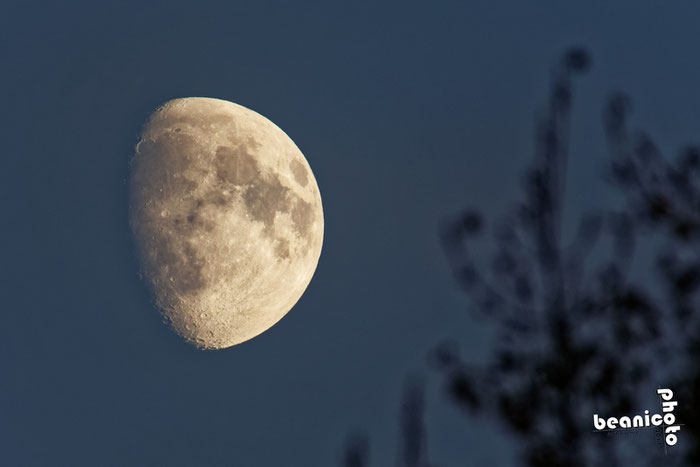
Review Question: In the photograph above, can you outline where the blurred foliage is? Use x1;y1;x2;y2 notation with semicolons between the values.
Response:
343;48;700;467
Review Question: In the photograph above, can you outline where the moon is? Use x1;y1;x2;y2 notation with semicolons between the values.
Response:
128;97;323;349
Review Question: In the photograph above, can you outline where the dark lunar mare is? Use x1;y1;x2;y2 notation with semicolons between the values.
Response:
131;129;318;303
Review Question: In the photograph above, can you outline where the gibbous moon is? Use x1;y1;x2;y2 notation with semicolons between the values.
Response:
129;97;323;349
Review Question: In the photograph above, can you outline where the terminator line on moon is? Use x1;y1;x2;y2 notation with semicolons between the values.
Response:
129;97;323;349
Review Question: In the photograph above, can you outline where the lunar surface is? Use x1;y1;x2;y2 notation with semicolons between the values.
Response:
129;97;323;349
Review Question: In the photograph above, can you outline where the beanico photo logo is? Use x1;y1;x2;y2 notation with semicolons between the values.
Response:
593;388;681;447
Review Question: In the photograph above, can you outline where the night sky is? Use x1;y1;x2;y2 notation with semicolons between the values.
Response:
3;1;700;465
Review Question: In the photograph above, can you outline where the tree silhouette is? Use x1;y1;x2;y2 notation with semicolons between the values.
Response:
341;377;431;467
342;48;699;467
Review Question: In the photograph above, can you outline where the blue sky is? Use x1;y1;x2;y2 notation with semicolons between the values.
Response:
2;1;700;465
